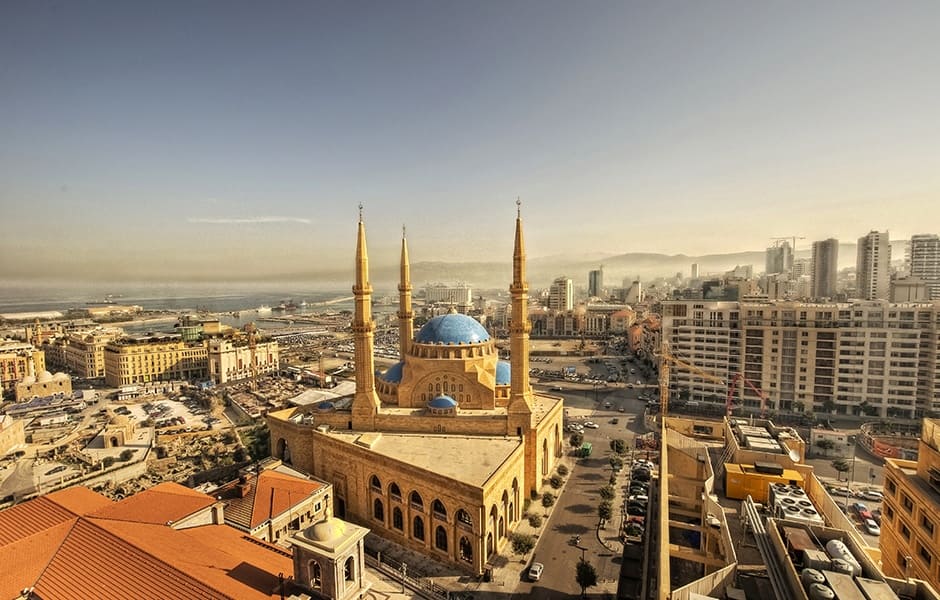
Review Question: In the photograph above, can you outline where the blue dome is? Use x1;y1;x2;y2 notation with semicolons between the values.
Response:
428;395;458;409
316;401;335;411
416;314;489;345
381;361;404;383
496;361;511;385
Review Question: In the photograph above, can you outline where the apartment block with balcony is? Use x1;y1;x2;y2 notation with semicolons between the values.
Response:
103;334;209;387
207;337;279;384
881;418;940;591
51;327;125;379
0;340;45;392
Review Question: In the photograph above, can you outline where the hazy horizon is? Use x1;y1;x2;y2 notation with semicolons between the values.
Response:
2;2;938;284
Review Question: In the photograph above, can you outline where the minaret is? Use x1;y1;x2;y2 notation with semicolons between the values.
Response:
397;225;414;360
509;199;534;423
351;205;380;426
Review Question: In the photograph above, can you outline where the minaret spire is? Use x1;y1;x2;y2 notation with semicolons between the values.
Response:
398;224;414;359
352;206;380;425
509;199;533;415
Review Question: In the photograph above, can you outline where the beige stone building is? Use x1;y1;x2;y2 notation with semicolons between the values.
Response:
0;339;45;393
0;415;26;457
881;418;940;590
14;370;72;401
103;334;208;387
267;208;565;575
52;327;124;379
207;336;279;384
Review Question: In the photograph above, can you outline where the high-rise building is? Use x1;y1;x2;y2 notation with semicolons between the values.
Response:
691;263;699;279
856;230;892;301
810;238;839;298
588;266;604;298
424;283;473;309
765;241;793;275
910;233;940;300
548;276;574;311
660;299;940;418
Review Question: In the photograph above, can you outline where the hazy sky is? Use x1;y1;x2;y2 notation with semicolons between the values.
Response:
2;1;938;284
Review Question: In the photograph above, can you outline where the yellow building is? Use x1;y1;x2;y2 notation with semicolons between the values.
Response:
60;327;124;378
267;207;565;575
14;370;72;401
882;418;940;589
207;336;279;384
0;415;26;457
0;339;45;392
103;334;209;386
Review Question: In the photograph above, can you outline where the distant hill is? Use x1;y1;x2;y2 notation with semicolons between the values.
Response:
366;240;910;290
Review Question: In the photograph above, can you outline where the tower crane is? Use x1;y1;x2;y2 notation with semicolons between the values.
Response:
244;322;259;391
770;236;806;251
657;342;726;419
725;373;771;418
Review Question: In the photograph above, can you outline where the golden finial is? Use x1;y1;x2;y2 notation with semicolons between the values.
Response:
358;203;363;222
402;224;406;239
516;196;521;217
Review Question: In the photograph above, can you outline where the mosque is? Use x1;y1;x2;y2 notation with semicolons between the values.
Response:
266;206;565;575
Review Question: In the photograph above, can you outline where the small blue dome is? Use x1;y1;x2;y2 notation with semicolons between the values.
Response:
316;401;335;411
496;361;511;385
428;395;458;409
416;314;489;345
381;361;404;383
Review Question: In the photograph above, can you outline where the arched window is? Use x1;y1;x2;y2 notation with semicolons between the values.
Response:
456;509;472;527
459;536;473;563
413;516;425;541
435;525;448;551
410;491;423;510
370;474;381;491
432;499;447;520
373;498;384;521
393;507;403;531
389;482;402;501
310;561;321;588
344;556;355;581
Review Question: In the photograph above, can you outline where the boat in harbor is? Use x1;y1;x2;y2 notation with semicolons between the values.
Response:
256;305;272;314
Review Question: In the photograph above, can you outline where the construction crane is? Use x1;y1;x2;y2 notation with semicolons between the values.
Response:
725;373;771;418
658;341;726;419
770;235;806;251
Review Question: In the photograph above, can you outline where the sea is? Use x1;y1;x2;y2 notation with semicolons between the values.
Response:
0;281;400;334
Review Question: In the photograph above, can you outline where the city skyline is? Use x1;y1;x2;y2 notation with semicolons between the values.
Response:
2;1;939;283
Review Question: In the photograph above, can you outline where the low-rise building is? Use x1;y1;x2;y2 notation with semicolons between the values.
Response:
0;339;44;392
0;415;25;457
103;334;208;387
14;370;71;401
207;336;279;385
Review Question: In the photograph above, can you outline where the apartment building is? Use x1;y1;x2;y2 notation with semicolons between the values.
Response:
207;336;279;384
811;238;839;299
661;300;940;418
881;418;940;591
548;276;574;311
588;267;604;298
910;234;940;300
0;340;45;392
103;334;209;386
425;282;473;307
46;327;125;379
857;230;892;301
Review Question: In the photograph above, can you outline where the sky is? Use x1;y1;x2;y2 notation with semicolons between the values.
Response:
1;1;938;284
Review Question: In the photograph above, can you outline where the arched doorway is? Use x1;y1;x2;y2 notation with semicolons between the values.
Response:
459;536;473;564
275;438;291;464
541;438;548;475
486;532;494;559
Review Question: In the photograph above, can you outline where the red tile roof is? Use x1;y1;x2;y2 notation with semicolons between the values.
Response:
220;470;324;530
0;484;293;599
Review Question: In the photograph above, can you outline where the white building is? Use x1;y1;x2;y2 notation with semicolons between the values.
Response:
856;230;891;301
910;233;940;300
548;277;573;311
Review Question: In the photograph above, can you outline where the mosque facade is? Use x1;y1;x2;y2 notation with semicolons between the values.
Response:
267;207;565;575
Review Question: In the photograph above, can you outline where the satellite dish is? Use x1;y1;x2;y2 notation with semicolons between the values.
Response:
788;448;801;462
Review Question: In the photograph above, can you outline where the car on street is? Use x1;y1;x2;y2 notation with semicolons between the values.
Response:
528;562;544;581
828;485;852;497
610;418;619;424
566;423;583;432
583;421;599;429
864;519;881;536
857;489;884;502
627;494;649;505
627;504;647;516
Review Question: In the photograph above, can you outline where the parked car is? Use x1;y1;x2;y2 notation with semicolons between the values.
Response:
631;469;651;482
528;562;544;581
828;486;852;497
583;421;599;429
857;489;884;502
864;518;881;536
627;504;647;516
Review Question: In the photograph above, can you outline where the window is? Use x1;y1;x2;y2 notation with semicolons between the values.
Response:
373;498;384;521
413;516;425;540
344;556;355;581
886;478;897;495
456;509;472;527
410;491;424;510
922;515;935;536
885;505;895;522
393;507;403;531
389;482;402;501
310;561;321;589
919;543;933;567
902;493;915;513
435;525;448;551
432;499;447;520
370;475;382;492
901;523;911;540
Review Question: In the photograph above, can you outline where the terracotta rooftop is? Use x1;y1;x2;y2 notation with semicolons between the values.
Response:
219;469;325;530
0;484;293;599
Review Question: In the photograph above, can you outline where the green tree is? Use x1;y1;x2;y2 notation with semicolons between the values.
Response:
792;400;805;413
831;459;851;481
816;439;835;456
119;449;134;462
575;559;598;597
822;399;836;413
527;514;542;528
598;500;613;522
541;492;556;509
510;532;535;555
599;485;615;500
550;475;564;489
569;433;584;448
556;464;569;476
101;456;116;468
609;456;624;471
609;439;627;455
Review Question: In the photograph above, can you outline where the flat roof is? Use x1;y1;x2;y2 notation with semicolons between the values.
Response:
323;429;522;488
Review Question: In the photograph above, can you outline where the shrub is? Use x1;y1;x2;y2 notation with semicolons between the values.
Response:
550;475;564;489
119;449;135;462
528;513;542;528
598;500;613;521
541;492;556;509
557;464;569;476
102;456;116;468
599;485;615;500
609;475;617;486
510;532;535;555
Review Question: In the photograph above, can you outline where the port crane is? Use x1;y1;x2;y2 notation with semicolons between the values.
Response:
244;322;259;391
657;341;726;419
725;373;771;418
